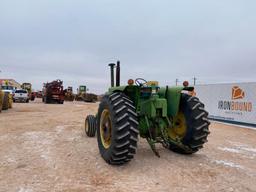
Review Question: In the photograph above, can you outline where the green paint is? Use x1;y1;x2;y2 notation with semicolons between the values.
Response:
159;86;183;116
140;95;167;118
79;85;87;93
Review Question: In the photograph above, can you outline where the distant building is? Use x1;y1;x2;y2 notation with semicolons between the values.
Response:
0;79;21;89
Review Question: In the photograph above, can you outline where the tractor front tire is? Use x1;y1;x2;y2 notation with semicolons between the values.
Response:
2;92;9;110
44;97;50;104
85;115;97;137
97;92;139;165
168;93;210;154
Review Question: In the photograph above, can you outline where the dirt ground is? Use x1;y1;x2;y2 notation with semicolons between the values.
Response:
0;99;255;192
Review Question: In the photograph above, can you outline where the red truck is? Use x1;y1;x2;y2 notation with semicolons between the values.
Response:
42;79;65;104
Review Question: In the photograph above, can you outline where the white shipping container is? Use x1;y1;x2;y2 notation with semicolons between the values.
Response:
195;82;256;126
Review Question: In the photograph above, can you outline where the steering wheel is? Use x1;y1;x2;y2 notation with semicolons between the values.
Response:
135;78;148;86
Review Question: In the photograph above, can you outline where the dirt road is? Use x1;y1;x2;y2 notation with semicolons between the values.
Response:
0;99;255;192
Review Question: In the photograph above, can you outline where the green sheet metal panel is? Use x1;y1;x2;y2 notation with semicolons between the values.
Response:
159;86;183;117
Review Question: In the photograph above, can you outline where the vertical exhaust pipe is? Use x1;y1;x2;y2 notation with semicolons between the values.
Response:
108;63;115;87
116;60;120;87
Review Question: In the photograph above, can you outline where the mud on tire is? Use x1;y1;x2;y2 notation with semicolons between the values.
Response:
85;115;97;137
169;93;210;154
97;92;139;165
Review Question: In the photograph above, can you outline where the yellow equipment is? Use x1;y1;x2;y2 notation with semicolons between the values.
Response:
8;93;13;108
2;92;9;110
0;91;3;112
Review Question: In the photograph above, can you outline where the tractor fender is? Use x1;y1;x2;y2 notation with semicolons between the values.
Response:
159;86;184;117
108;86;127;93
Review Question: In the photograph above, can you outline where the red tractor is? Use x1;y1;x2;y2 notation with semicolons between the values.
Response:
42;79;65;104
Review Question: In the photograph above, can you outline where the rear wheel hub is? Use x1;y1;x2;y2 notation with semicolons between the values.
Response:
100;109;112;149
169;111;187;140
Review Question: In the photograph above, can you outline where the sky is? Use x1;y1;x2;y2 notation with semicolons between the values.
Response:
0;0;256;94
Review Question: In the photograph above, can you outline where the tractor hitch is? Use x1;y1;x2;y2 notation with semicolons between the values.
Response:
146;138;160;158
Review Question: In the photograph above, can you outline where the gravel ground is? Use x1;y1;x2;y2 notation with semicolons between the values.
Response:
0;99;255;192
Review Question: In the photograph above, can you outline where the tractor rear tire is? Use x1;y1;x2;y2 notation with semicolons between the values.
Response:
2;92;9;110
168;94;210;154
97;92;139;165
85;115;97;137
31;96;35;101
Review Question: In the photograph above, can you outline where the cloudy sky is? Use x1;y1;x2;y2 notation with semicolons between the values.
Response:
0;0;255;93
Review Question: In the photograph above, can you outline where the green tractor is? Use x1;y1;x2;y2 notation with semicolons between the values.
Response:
75;85;87;101
75;85;97;102
85;61;210;165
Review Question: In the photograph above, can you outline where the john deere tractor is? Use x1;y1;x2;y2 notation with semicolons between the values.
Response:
85;61;210;165
75;85;97;102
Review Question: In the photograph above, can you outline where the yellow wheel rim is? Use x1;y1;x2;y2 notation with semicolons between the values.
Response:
169;111;187;140
100;109;112;149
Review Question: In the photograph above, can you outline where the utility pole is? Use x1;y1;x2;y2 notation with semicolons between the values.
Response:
193;77;197;85
175;78;179;86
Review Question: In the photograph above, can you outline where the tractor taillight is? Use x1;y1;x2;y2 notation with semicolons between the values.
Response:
128;79;134;85
183;81;189;87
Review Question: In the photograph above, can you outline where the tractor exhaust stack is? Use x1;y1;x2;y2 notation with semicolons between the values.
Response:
108;63;115;87
116;61;120;87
